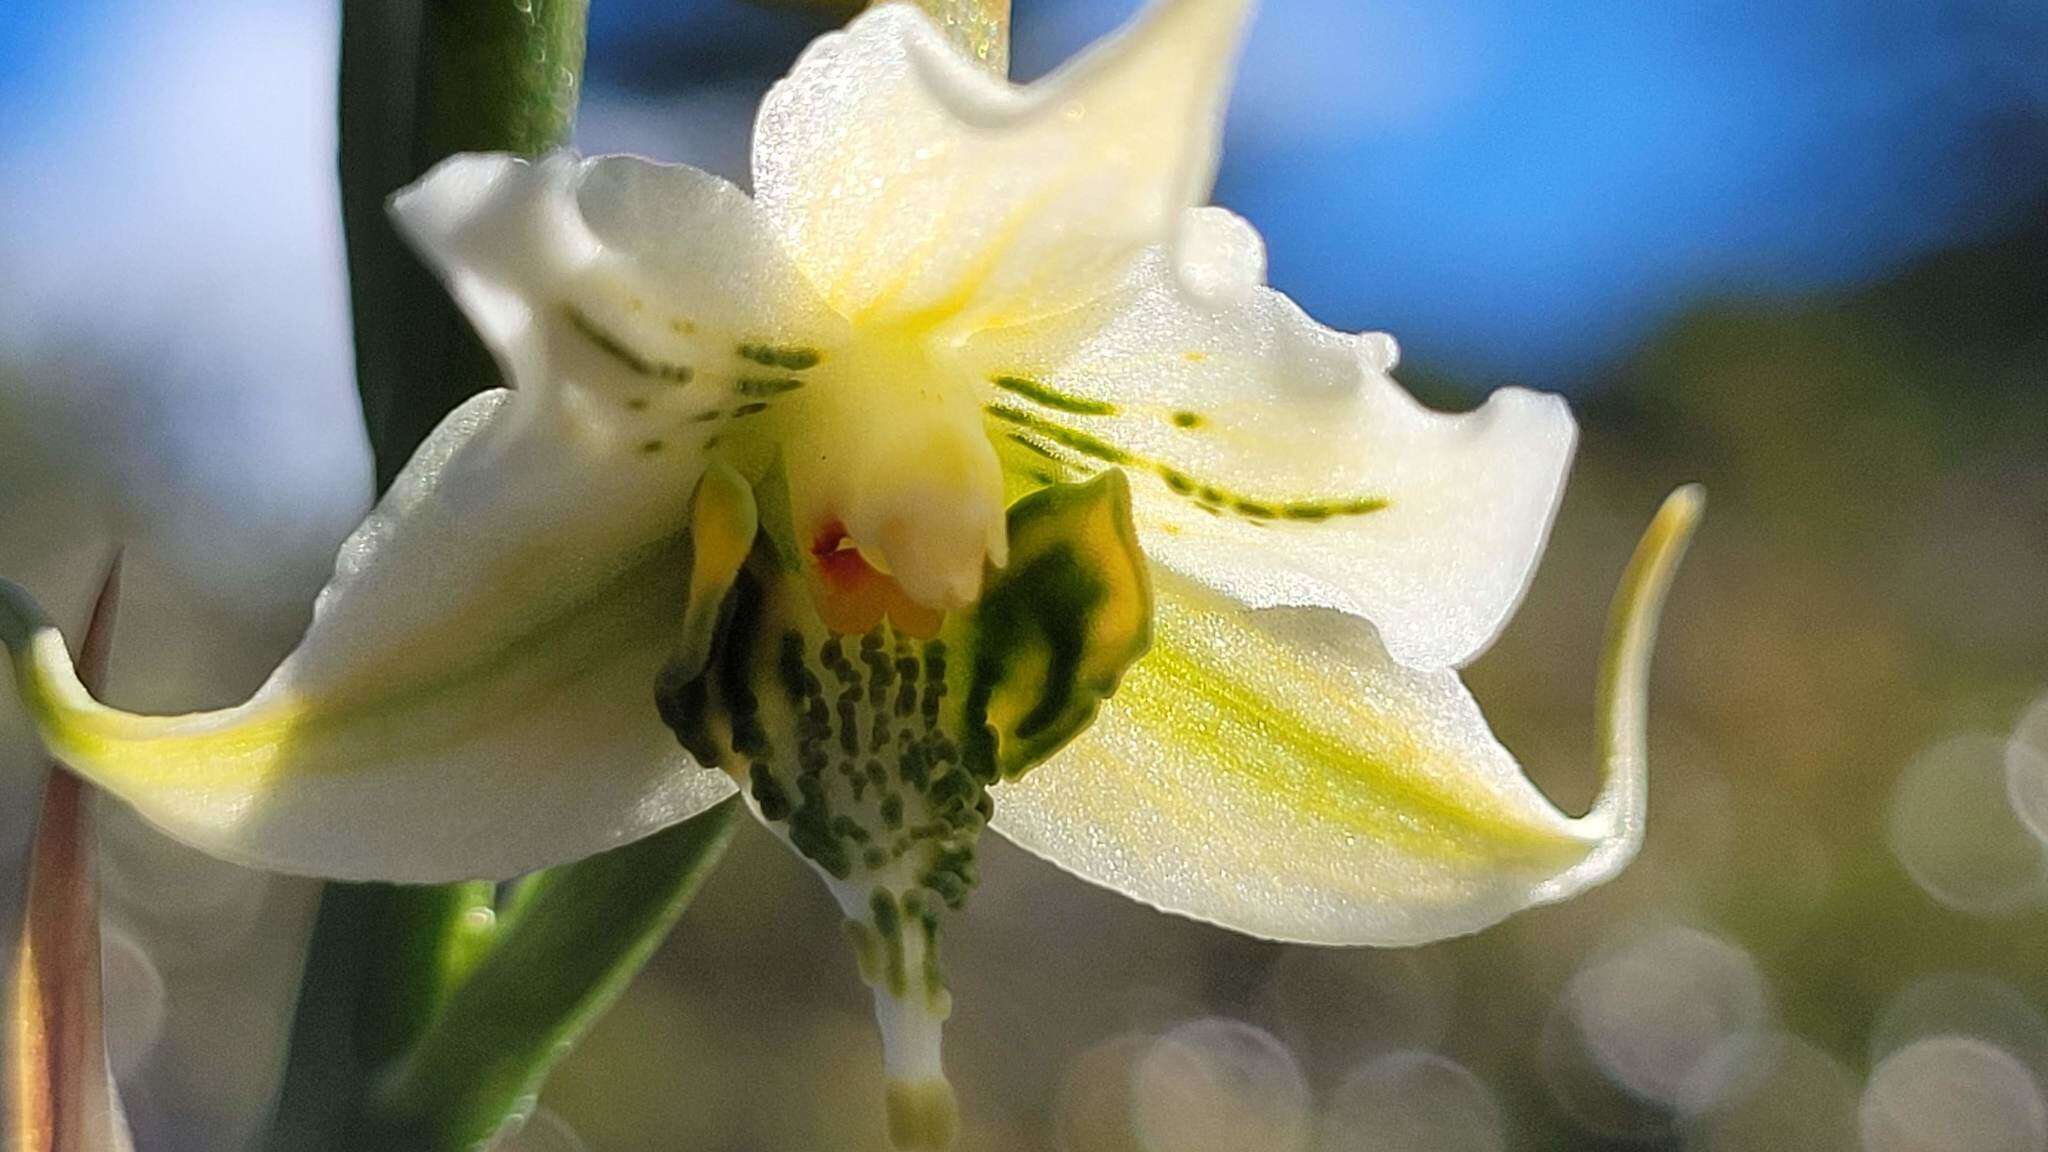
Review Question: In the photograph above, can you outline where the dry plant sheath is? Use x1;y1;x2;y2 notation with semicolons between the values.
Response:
9;557;126;1152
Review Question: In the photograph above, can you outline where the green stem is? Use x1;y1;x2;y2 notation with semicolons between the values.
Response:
264;885;499;1152
374;802;740;1150
341;0;589;491
275;4;713;1149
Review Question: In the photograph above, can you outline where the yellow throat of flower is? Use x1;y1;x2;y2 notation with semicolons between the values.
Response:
770;336;1011;633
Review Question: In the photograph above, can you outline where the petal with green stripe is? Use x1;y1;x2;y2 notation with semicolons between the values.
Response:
967;207;1576;671
0;391;737;882
990;488;1701;945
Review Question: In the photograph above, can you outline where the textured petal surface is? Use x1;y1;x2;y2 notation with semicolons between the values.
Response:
991;489;1702;946
753;0;1251;332
970;209;1576;669
395;150;846;416
3;393;733;881
0;152;866;880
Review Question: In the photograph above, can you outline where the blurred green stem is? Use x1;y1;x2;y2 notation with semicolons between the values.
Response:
373;803;739;1150
342;0;588;491
280;1;1011;1146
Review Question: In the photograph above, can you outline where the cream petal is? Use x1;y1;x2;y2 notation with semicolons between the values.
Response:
752;0;1252;333
990;489;1701;946
969;208;1576;669
2;391;737;881
0;152;862;881
394;151;846;426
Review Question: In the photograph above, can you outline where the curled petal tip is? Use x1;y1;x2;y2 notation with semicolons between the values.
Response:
1566;484;1705;883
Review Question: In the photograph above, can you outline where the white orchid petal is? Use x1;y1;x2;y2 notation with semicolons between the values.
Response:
393;151;846;412
754;0;1252;332
992;490;1700;946
969;209;1575;669
0;150;867;881
3;392;735;881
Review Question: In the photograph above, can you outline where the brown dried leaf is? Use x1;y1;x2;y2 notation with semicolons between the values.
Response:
10;556;132;1152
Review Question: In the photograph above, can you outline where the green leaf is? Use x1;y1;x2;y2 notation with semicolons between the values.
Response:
264;882;503;1152
369;799;741;1150
269;804;738;1152
341;0;591;491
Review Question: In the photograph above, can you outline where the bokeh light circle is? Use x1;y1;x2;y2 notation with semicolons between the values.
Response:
1871;973;2048;1089
1675;1033;1859;1152
2005;693;2048;848
1570;926;1773;1106
1888;734;2048;916
1860;1036;2048;1152
1131;1018;1310;1152
1055;1033;1151;1152
1317;1050;1504;1152
1540;992;1673;1141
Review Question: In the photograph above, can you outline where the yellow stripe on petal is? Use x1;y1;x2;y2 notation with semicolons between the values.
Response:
991;489;1702;946
0;393;738;884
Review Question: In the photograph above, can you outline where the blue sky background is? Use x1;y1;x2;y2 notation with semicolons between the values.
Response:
581;0;2048;383
4;0;2044;387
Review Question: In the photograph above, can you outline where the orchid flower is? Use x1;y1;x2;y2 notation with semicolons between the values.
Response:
0;0;1700;1146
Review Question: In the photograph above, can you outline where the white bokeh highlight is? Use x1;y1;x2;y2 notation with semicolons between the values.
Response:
2005;692;2048;850
1569;926;1773;1107
1317;1051;1504;1152
1131;1018;1311;1152
1871;973;2048;1093
1861;1037;2048;1152
1888;734;2048;917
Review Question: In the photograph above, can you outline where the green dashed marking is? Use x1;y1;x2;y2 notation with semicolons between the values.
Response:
1171;410;1206;429
738;342;822;371
563;304;695;383
996;408;1389;523
985;406;1133;466
737;376;805;398
1277;496;1390;521
1006;434;1062;462
989;374;1118;417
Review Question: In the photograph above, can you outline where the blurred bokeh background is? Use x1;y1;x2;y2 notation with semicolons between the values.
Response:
3;1;2046;1149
